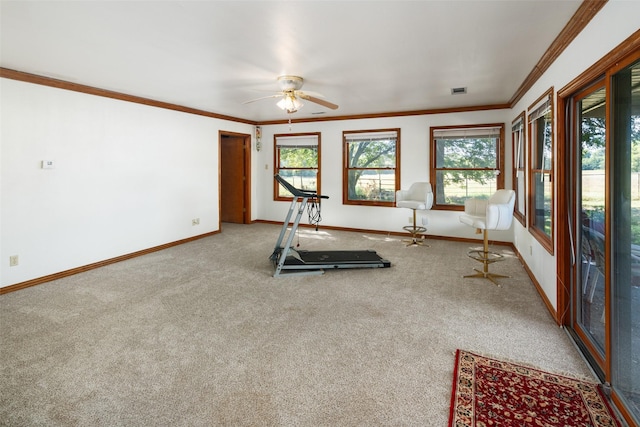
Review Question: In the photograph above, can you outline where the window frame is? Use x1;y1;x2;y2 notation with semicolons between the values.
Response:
273;132;321;201
429;123;505;211
342;128;400;207
527;87;555;254
512;112;527;226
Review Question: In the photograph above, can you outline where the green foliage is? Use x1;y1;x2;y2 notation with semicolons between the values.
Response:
632;144;640;173
347;139;396;200
582;146;605;170
277;146;318;197
436;137;497;185
581;117;605;150
581;116;640;171
279;147;317;168
348;170;395;201
581;117;605;171
348;140;396;168
434;137;498;205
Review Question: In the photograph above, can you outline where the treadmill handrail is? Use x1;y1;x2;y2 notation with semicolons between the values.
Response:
274;174;329;199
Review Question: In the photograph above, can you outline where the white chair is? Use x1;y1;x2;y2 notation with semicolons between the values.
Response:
459;189;516;285
396;182;433;246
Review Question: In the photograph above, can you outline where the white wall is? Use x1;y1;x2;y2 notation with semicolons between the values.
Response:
0;79;253;287
256;110;511;240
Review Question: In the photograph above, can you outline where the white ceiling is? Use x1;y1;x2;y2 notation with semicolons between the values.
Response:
0;1;583;122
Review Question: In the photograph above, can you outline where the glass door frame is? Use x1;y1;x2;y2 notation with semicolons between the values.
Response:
567;80;609;380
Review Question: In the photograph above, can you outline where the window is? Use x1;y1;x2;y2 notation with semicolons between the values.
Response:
512;112;526;225
430;124;505;210
528;87;554;253
274;133;320;200
343;129;400;206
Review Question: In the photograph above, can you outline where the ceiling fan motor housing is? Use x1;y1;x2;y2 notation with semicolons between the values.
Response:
278;75;304;91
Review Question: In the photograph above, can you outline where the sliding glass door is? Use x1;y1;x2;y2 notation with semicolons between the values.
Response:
610;58;640;423
567;54;640;425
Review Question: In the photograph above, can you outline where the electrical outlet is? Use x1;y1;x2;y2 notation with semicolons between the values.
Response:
9;255;19;267
192;218;200;226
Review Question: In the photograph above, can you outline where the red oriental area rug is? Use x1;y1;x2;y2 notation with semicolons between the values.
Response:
448;350;621;427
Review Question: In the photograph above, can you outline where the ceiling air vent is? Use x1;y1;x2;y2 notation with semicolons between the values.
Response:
451;87;467;95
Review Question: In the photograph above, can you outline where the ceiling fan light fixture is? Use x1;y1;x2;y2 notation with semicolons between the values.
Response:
243;74;337;114
277;94;303;113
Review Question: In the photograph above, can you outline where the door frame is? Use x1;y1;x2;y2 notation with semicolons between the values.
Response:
219;130;252;226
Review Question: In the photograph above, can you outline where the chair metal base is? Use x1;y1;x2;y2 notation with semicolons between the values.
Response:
402;210;428;246
402;225;427;246
464;229;510;286
464;268;510;286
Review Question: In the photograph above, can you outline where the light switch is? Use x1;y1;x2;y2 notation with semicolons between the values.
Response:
41;160;55;169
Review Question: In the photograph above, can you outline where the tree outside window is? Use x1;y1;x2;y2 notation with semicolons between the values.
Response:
343;129;400;207
589;111;640;242
430;124;505;210
274;133;320;200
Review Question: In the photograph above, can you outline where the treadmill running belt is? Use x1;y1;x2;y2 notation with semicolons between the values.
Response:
296;250;387;264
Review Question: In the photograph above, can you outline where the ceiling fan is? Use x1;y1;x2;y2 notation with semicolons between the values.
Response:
243;75;339;114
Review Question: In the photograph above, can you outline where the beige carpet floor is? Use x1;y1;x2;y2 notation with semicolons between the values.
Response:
0;222;594;426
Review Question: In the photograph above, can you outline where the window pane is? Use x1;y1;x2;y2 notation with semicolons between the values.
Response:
533;172;552;236
516;134;525;169
516;171;526;215
344;130;399;206
274;133;320;201
348;140;396;168
512;115;527;223
534;114;552;170
430;124;504;208
346;169;395;202
577;86;607;356
434;170;497;205
278;146;318;168
435;138;497;169
276;169;318;198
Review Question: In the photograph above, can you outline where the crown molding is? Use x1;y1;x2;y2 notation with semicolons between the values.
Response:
509;0;608;107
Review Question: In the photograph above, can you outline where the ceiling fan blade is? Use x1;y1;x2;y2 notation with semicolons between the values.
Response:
242;93;283;104
296;89;325;98
297;93;339;110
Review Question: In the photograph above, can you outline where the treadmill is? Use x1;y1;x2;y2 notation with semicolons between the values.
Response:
270;174;391;277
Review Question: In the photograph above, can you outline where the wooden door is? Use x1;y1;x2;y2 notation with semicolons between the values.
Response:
220;134;246;223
